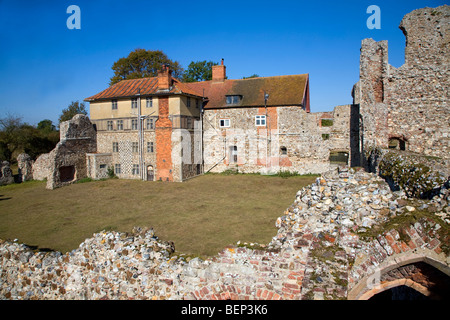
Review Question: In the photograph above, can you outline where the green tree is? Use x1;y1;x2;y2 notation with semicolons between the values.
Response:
109;48;184;85
0;115;60;162
0;115;23;162
243;74;260;79
58;101;87;125
183;60;219;82
37;119;56;132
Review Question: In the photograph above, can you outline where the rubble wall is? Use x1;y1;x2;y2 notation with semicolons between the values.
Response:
1;168;448;300
354;5;450;161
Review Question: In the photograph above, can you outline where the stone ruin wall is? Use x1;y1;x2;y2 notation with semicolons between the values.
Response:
1;167;448;300
31;114;97;189
354;5;450;163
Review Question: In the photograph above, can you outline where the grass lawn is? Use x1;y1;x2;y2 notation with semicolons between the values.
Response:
0;174;317;258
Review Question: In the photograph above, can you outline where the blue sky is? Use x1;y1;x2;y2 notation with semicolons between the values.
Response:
0;0;447;125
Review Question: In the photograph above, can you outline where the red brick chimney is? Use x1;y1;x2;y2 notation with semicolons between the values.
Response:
212;59;226;82
157;64;172;91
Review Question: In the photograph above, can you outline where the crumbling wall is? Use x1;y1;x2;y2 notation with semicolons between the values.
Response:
17;153;33;182
31;114;97;189
354;5;450;162
0;161;14;186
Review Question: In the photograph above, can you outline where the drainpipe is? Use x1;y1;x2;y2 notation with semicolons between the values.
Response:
264;91;270;171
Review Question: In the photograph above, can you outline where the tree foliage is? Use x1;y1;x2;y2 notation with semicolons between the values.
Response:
109;49;184;85
183;60;219;82
58;101;87;125
243;74;260;79
0;115;59;163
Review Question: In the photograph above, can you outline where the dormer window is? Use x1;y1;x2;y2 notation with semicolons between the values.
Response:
226;95;241;105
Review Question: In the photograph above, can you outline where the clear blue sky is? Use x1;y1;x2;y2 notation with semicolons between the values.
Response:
0;0;447;125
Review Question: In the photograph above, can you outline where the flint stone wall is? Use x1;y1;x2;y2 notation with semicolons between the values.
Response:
354;5;450;161
17;153;33;182
30;114;97;189
203;104;356;175
1;168;448;300
0;161;14;186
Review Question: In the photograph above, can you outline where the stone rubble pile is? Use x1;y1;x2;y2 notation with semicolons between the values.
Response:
271;167;449;251
0;227;186;300
1;167;448;300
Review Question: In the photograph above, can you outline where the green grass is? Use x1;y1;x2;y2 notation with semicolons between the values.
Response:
0;174;317;258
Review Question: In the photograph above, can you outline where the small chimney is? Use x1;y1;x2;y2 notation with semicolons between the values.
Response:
158;64;172;91
212;58;226;82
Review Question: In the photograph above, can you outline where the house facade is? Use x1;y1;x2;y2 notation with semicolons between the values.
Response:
85;61;355;181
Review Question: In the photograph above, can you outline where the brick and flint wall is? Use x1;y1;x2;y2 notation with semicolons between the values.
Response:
203;104;356;174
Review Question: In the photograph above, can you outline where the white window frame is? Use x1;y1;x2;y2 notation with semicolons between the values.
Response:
132;164;139;175
107;120;114;131
132;142;139;153
117;119;123;130
131;98;138;109
146;118;154;130
114;164;121;174
146;97;153;108
131;119;138;130
112;142;119;153
147;141;154;153
255;115;266;126
226;95;241;105
219;119;230;128
112;100;118;110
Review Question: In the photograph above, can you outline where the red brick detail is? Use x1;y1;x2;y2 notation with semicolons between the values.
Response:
155;96;173;182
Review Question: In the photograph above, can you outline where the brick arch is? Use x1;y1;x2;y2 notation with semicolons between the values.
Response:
348;252;450;300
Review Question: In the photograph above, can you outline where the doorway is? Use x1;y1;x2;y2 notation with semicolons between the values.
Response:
147;165;154;181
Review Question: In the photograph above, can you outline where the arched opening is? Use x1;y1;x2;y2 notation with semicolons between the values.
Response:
370;285;430;300
356;261;450;300
388;137;406;150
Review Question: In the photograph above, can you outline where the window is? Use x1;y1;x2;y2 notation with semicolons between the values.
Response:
147;141;154;153
146;97;153;108
112;100;118;110
187;97;191;108
226;95;241;105
132;142;139;153
112;142;119;153
255;115;266;126
107;120;114;131
132;119;138;130
146;118;154;130
115;164;121;174
132;164;139;175
131;98;138;109
99;164;106;169
219;119;230;128
196;99;200;109
280;146;287;156
117;120;123;130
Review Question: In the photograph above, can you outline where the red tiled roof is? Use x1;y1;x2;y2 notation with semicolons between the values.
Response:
84;77;203;101
85;73;309;109
185;74;309;109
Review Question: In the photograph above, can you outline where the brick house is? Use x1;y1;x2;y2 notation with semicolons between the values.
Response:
85;61;352;181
